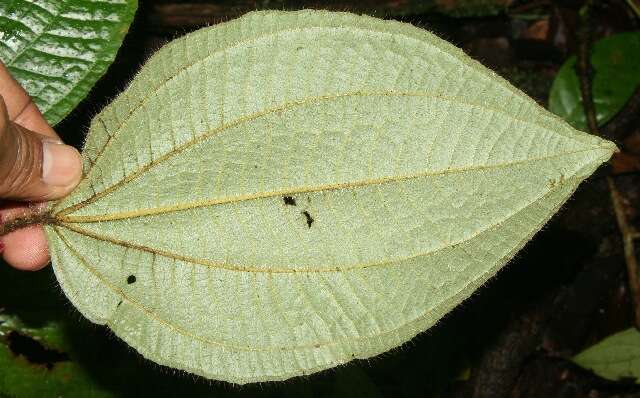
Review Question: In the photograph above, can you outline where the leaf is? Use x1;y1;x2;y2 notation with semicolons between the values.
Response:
0;317;115;398
573;328;640;383
548;32;640;131
44;10;616;384
0;0;138;125
0;262;115;398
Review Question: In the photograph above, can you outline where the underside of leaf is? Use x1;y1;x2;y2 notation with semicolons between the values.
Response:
44;10;616;384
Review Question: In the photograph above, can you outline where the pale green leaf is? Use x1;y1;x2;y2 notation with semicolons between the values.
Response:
574;328;640;383
44;10;616;384
0;0;137;125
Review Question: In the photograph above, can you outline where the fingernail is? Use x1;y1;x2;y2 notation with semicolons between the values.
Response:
42;140;81;187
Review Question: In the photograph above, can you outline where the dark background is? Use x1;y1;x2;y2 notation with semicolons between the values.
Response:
3;1;640;397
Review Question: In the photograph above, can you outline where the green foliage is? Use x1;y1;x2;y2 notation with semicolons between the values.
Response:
548;32;640;131
43;10;615;384
0;320;112;398
0;0;137;125
0;263;113;397
573;328;640;382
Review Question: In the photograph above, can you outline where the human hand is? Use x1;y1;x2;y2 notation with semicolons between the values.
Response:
0;62;82;271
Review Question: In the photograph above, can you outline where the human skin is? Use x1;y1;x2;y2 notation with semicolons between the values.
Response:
0;62;82;271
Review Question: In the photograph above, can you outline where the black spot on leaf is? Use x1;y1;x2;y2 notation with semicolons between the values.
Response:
283;196;296;206
302;211;314;228
127;275;136;284
6;331;69;370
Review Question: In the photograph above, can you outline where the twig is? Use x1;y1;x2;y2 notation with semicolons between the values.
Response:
508;0;551;15
575;0;640;329
576;0;599;135
608;179;640;327
148;1;437;30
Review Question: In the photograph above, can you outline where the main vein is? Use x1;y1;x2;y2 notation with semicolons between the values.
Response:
58;146;598;224
56;90;590;219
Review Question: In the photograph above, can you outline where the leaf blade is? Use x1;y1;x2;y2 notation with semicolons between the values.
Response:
46;10;616;384
0;0;138;125
574;328;640;382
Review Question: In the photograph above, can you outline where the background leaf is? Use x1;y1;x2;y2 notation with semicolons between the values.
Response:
548;32;640;131
0;262;114;398
573;328;640;383
0;0;138;125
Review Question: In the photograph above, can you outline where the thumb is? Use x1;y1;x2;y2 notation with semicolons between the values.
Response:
0;96;82;201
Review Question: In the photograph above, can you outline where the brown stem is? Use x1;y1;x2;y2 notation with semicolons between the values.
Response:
508;0;551;15
576;0;599;135
608;178;640;328
148;1;438;31
0;210;56;237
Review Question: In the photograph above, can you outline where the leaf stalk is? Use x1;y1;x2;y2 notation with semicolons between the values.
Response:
0;210;56;237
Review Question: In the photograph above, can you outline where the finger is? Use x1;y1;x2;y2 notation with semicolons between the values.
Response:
0;97;82;201
14;101;58;139
1;226;49;271
0;62;57;138
0;204;49;271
